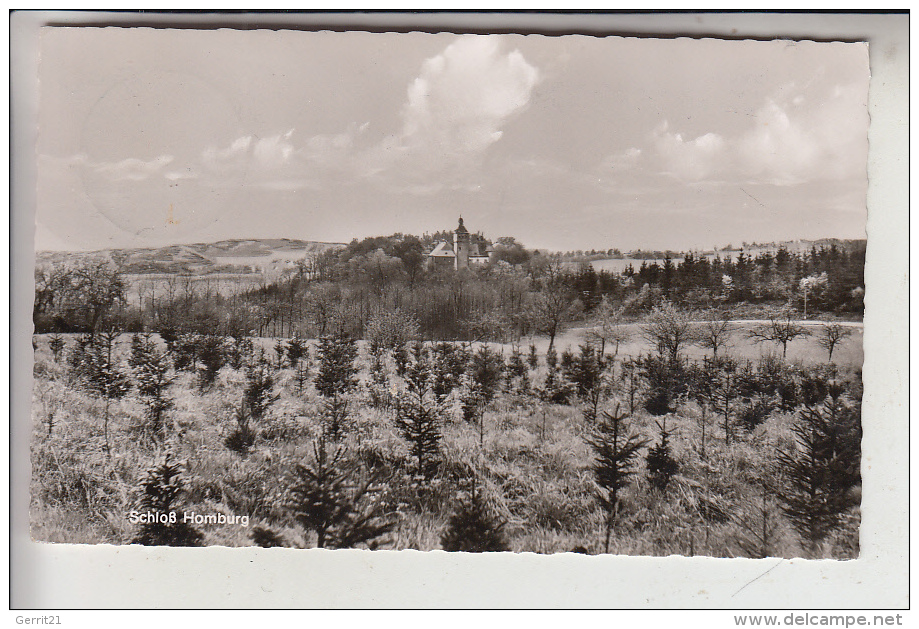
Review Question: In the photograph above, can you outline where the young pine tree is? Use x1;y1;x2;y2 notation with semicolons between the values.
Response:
366;344;392;409
586;406;648;554
82;330;131;453
527;343;539;370
286;336;307;369
775;393;861;558
315;336;358;439
431;342;466;402
196;334;225;391
567;343;601;398
618;357;641;417
688;361;714;459
243;362;279;423
441;483;509;553
130;334;174;440
224;405;257;456
708;356;739;445
469;344;504;406
646;419;679;493
294;358;311;396
132;457;203;547
48;333;66;362
315;336;358;399
394;348;442;479
283;438;394;549
274;339;287;369
545;346;558;372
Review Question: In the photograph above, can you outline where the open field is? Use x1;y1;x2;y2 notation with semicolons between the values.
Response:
538;321;863;369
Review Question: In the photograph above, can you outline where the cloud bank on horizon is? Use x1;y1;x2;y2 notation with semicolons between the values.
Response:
35;29;869;252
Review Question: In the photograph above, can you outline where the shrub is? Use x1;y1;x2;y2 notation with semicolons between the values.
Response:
527;343;539;370
315;336;358;399
775;394;861;557
196;334;225;391
366;308;421;352
646;420;679;492
243;363;279;423
224;406;257;455
48;333;66;362
469;344;504;405
282;438;394;549
132;458;203;547
250;526;286;548
441;487;509;553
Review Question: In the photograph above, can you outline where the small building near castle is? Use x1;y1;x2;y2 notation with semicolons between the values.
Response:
428;217;494;270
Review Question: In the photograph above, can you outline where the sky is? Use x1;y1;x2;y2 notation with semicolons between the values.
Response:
34;28;870;253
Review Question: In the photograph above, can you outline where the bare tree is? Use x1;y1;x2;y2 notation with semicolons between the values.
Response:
694;307;734;358
585;295;630;358
816;323;854;363
747;310;809;358
527;264;581;353
39;258;126;332
642;300;695;363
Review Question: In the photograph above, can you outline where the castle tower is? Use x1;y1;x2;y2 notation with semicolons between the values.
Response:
453;216;470;270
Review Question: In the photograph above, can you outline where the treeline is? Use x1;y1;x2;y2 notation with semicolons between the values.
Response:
33;233;864;339
608;243;865;313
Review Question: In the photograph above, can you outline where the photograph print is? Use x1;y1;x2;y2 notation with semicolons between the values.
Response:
31;27;868;558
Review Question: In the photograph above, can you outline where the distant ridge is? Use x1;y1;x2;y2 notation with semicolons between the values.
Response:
36;238;347;276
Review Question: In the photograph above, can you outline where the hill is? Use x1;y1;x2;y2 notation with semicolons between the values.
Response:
36;238;346;277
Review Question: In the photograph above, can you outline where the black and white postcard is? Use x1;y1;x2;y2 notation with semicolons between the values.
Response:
15;13;909;609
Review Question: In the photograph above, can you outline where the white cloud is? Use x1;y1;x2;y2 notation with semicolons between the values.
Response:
202;136;252;169
90;155;174;181
303;122;369;165
651;122;728;182
202;131;297;171
604;81;867;188
255;179;321;192
399;35;539;157
253;129;296;168
164;170;198;181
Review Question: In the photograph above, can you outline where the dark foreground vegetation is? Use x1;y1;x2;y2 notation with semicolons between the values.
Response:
31;235;863;556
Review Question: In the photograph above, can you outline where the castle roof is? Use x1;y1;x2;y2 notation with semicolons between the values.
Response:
429;241;455;257
455;217;469;234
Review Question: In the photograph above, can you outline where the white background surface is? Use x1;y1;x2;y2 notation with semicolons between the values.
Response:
8;11;909;610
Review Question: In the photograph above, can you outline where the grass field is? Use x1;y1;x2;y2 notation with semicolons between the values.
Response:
29;323;862;557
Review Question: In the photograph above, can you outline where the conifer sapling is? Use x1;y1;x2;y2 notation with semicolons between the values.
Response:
132;457;203;547
586;405;648;553
441;482;509;553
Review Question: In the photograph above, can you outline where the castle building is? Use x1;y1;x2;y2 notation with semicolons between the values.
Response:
428;217;493;270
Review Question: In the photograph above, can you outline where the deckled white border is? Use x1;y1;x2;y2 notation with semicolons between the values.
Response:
9;11;908;609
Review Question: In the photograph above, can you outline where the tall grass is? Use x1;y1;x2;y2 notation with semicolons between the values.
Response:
30;333;860;557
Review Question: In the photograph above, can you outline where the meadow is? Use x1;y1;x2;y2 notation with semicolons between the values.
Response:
30;320;862;558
